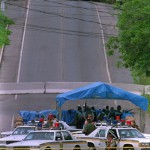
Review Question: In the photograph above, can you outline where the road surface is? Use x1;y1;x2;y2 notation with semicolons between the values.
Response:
0;0;134;133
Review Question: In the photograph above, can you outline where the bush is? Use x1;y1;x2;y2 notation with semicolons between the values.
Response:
0;11;14;47
142;94;150;113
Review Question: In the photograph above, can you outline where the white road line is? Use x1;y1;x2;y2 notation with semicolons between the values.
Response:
95;5;111;83
95;4;117;107
17;0;31;83
15;0;31;100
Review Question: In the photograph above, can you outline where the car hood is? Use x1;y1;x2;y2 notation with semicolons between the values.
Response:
1;131;13;136
0;135;26;141
121;138;150;143
143;133;150;139
134;138;150;143
7;140;54;147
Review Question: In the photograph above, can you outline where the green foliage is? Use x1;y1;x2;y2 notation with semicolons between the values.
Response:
0;11;14;48
142;94;150;112
106;0;150;78
135;75;150;85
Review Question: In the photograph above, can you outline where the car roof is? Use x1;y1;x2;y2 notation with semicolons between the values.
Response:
16;126;36;128
97;125;134;130
28;129;69;133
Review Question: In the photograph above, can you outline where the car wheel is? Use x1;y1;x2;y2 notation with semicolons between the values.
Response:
45;147;52;150
73;146;81;150
88;143;96;150
123;145;134;150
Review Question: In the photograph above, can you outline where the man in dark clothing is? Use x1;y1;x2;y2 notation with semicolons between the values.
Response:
82;118;96;135
91;106;97;122
108;107;116;120
74;105;85;129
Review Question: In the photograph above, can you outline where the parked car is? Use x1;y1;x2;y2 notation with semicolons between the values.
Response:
74;124;150;150
6;130;88;150
0;126;36;147
26;120;82;132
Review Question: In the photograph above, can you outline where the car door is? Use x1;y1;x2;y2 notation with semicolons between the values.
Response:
61;131;77;150
95;129;107;148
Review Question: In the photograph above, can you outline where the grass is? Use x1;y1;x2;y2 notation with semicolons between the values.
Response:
137;76;150;85
135;76;150;112
0;11;14;47
142;94;150;113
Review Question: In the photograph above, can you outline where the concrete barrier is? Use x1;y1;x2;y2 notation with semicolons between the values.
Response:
0;82;45;94
0;82;149;95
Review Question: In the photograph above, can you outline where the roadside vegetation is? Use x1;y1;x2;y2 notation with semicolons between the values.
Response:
0;11;14;48
104;0;150;111
106;0;150;85
143;94;150;113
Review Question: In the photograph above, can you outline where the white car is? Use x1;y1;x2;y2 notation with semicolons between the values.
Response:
58;121;82;132
6;130;88;150
0;126;36;147
27;120;82;132
75;125;150;150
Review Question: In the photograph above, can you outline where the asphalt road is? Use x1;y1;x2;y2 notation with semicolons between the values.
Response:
19;0;108;82
0;0;134;133
17;0;133;83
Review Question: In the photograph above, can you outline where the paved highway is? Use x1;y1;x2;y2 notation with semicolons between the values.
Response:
17;0;133;83
0;0;134;133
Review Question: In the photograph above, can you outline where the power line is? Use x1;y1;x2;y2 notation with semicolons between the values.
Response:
9;22;117;39
5;1;118;39
5;1;117;27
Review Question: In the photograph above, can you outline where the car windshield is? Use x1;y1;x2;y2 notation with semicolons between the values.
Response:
12;127;35;135
118;129;145;138
24;132;54;140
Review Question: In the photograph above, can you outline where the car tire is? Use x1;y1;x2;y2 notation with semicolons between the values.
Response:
88;143;96;150
45;147;52;150
73;145;81;150
123;145;134;150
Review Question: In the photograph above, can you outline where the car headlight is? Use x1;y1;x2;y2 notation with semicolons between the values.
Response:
0;141;6;145
139;143;150;148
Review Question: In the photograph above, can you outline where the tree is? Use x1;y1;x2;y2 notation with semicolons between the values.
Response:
0;11;14;47
106;0;150;77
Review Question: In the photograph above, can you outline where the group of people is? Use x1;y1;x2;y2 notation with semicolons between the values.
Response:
37;114;59;130
74;105;123;129
73;105;98;135
74;104;140;135
74;105;97;129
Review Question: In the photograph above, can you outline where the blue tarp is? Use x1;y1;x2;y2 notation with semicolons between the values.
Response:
56;82;148;111
19;109;77;125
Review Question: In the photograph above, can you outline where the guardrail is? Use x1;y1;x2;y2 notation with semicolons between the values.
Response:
0;82;149;95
